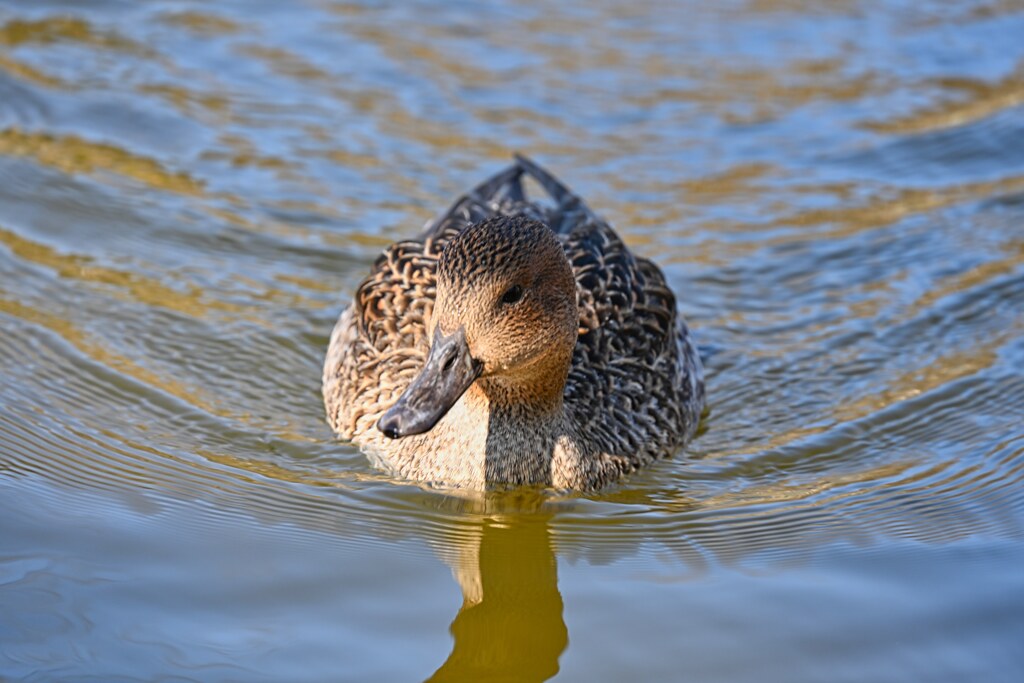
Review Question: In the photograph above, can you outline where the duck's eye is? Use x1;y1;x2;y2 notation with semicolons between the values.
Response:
500;284;524;306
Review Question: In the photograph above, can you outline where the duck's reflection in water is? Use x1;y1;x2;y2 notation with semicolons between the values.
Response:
427;503;567;683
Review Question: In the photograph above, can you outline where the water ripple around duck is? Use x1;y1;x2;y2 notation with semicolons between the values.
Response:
2;0;1024;680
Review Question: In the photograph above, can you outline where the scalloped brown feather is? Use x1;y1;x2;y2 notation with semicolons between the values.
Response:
322;156;704;489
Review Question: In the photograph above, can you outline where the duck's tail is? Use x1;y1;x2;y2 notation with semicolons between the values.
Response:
423;154;599;238
514;153;572;205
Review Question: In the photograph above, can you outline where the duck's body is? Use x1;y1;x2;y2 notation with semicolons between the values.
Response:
323;156;704;490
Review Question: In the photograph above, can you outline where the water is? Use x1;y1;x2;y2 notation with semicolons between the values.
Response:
1;0;1023;680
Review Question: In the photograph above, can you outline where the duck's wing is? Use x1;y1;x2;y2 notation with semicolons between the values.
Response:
422;154;601;238
324;246;415;437
324;223;466;438
563;219;704;483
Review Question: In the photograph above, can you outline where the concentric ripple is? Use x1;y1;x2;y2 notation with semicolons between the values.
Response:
0;0;1022;565
1;0;1024;680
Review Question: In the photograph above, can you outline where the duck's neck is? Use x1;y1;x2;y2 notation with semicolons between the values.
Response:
481;344;575;415
476;373;565;418
457;370;570;485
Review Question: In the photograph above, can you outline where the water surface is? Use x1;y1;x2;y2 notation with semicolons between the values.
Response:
1;1;1023;681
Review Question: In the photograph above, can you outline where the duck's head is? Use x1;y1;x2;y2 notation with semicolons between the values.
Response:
377;215;579;439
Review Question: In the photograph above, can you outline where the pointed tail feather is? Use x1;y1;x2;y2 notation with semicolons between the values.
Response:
423;163;524;237
514;154;601;234
513;154;576;206
423;155;599;238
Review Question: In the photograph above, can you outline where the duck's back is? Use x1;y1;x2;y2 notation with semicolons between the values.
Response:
562;219;704;480
322;156;704;483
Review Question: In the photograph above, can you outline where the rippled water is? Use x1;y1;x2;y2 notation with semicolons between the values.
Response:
2;1;1023;680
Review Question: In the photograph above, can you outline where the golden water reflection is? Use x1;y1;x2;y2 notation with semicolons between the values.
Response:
429;512;566;683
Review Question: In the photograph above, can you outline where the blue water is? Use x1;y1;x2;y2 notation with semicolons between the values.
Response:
1;1;1023;680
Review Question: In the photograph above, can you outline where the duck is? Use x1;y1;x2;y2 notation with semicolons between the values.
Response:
322;155;704;490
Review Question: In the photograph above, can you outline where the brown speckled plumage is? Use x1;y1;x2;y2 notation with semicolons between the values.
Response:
322;155;704;490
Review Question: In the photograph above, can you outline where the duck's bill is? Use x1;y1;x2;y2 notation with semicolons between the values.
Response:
377;327;482;439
